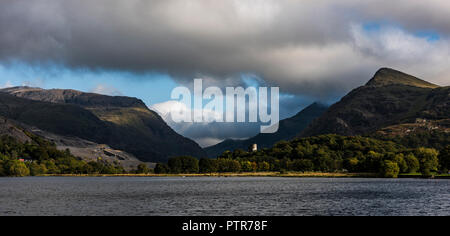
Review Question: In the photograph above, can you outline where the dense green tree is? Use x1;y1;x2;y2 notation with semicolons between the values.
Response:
7;160;30;177
415;148;439;176
154;163;170;174
392;153;408;173
438;145;450;172
344;158;359;172
292;159;314;172
33;147;49;160
168;156;183;173
29;162;48;176
278;158;292;172
258;161;270;171
218;150;233;159
168;156;199;173
42;160;60;174
0;160;6;176
240;160;254;172
232;149;248;159
102;164;124;174
272;141;293;159
86;161;104;174
404;153;420;173
380;160;400;178
199;158;218;173
364;151;383;173
216;159;241;173
136;163;150;174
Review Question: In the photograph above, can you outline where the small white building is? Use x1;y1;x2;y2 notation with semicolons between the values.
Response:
251;144;257;152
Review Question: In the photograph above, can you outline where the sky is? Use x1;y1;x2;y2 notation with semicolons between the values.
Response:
1;0;449;147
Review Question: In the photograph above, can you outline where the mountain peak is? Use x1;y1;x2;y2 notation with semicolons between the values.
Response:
366;68;439;89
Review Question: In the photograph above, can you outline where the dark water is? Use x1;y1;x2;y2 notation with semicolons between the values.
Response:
0;177;449;216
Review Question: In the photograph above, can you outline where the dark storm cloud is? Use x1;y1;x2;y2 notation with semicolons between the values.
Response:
1;0;449;98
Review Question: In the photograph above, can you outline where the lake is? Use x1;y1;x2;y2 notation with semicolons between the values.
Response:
0;177;449;216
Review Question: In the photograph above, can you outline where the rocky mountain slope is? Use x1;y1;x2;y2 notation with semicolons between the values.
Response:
0;116;145;170
0;87;206;162
300;68;449;137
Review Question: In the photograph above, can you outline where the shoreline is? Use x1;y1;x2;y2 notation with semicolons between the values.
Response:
38;172;450;179
44;172;375;178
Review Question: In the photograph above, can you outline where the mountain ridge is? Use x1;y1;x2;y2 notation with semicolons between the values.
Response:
1;86;148;108
0;87;206;162
300;68;449;137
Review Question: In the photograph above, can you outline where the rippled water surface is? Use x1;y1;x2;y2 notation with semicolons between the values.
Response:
0;177;449;215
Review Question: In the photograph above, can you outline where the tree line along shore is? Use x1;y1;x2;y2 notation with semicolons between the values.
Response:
43;172;450;179
1;134;449;178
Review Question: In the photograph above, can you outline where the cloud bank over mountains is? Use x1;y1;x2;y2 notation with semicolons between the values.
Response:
1;0;449;146
1;0;449;97
151;100;262;147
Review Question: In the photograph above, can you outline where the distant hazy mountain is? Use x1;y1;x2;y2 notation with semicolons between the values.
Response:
300;68;449;137
0;87;206;162
205;102;328;157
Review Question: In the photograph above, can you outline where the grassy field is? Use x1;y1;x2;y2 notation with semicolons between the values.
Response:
45;172;378;178
42;171;450;178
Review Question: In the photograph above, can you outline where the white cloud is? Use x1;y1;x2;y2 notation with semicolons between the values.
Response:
151;100;261;147
0;80;14;88
351;24;447;62
90;84;123;96
350;24;450;85
151;100;223;124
